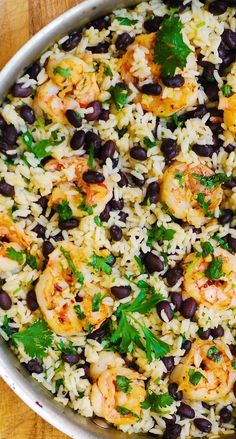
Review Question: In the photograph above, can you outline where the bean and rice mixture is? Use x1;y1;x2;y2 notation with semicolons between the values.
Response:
0;0;236;437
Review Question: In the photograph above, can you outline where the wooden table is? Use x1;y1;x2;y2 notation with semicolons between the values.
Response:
0;3;80;437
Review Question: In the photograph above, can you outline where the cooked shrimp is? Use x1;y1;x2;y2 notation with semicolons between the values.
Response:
170;340;236;401
33;55;100;124
90;351;146;426
35;243;113;336
219;93;236;136
183;247;236;310
160;161;223;227
120;33;197;117
0;213;31;248
44;156;110;216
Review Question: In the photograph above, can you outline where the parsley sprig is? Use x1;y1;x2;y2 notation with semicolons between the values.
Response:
60;246;84;284
193;173;229;189
205;257;223;280
55;200;73;221
21;131;65;159
12;319;53;359
147;225;175;247
142;391;173;412
7;247;38;269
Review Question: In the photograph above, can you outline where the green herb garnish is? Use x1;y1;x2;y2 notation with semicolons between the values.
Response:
57;340;77;355
74;304;86;320
221;84;233;97
116;375;132;393
104;65;113;77
134;255;146;273
92;292;102;312
142;391;173;411
193;173;229;189
55;200;73;221
89;253;113;275
87;143;95;170
154;15;192;77
115;16;138;26
94;215;103;227
110;85;128;109
53;66;71;78
12;319;53;359
60;246;84;284
188;369;204;385
232;361;236;370
205;257;223;280
207;346;222;362
175;173;184;187
143;137;156;149
197;192;214;217
21;131;65;159
198;241;214;257
79;198;94;215
213;234;232;253
115;406;139;418
147;225;175;247
7;247;38;269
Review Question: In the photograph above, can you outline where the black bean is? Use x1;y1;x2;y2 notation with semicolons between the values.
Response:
100;140;116;161
219;407;232;423
211;324;224;338
65;109;82;128
59;218;79;230
198;327;211;340
87;324;108;341
85;101;102;122
83;170;105;183
110;198;124;210
61;352;81;364
42;240;54;258
20;105;35;124
219;209;233;225
99;109;110;121
163;415;176;426
162;75;184;88
168;383;183;401
224;177;236;189
37;196;48;214
202;402;211;410
118;171;128;187
2;124;18;145
162;356;174;372
111;285;131;299
99;203;111;222
115;33;134;51
70;130;85;150
26;289;39;312
87;42;109;53
222;29;236;50
53;232;64;242
177;402;195;419
202;63;216;83
119;211;128;223
218;44;235;68
163;424;181;439
164;0;186;10
204;83;219;102
143;16;163;32
181;339;192;355
33;224;46;238
90;16;111;31
61;30;82;51
161;138;179;161
170;292;182;311
110;225;122;241
0;114;6;128
26;359;43;374
0;180;15;197
11;83;32;98
192;143;214;157
165;266;183;287
184;104;208;121
208;1;228;15
229;344;236;357
84;131;102;157
228;235;236;252
0;291;12;310
130;146;147;161
180;297;197;319
224;144;235;153
141;83;162;95
194;418;212;433
0;142;16;157
145;181;160;204
153;117;160;139
156;300;173;322
131;174;146;187
144;252;164;273
26;61;41;79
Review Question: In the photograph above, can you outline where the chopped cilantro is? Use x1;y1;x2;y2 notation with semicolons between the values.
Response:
154;15;192;77
134;255;146;274
198;241;214;257
74;305;86;319
207;346;222;362
1;315;12;337
79;199;94;215
6;247;25;264
142;391;173;411
232;361;236;370
87;143;95;170
94;215;103;227
92;292;102;312
115;406;139;418
89;253;113;275
21;131;65;159
110;85;128;110
26;253;38;269
116;375;132;393
188;369;204;385
147;225;175;247
205;257;223;280
197;192;214;217
12;319;53;359
57;340;77;355
115;16;138;26
117;289;164;316
143;137;156;148
172;113;183;128
175;173;184;187
213;234;232;253
60;246;84;284
53;66;71;78
193;173;229;189
104;65;113;77
55;200;73;221
221;84;233;97
143;327;170;362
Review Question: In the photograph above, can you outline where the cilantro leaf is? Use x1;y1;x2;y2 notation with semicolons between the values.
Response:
143;137;156;149
205;257;223;280
154;15;192;77
115;406;139;418
26;253;38;269
175;173;184;187
1;315;13;337
193;173;229;189
221;84;233;97
198;241;214;257
188;369;204;385
172;113;183;128
147;225;175;247
118;290;164;315
74;304;86;320
104;65;113;77
94;215;103;227
110;85;128;109
207;346;222;362
21;131;65;159
89;253;113;275
143;327;170;362
57;340;77;355
53;66;71;78
231;361;236;370
79;198;94;215
60;246;84;284
116;375;132;393
6;247;25;264
197;192;214;217
142;391;173;411
212;234;232;253
92;292;102;312
12;319;53;359
55;200;73;221
115;16;138;26
111;313;144;354
134;255;146;273
87;143;95;170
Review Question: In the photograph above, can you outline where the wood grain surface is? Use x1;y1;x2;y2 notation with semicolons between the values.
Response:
0;2;81;437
